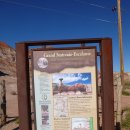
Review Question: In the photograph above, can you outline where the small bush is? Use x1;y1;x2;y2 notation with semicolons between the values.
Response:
122;90;130;96
125;81;130;89
10;91;17;95
15;118;19;124
122;111;130;129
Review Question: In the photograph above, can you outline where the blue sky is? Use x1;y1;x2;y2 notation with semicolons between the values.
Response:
0;0;130;72
53;73;91;86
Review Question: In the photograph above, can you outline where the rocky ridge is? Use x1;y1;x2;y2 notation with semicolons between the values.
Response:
0;41;16;76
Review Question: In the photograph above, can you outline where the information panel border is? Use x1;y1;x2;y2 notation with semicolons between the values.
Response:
31;47;98;130
16;38;114;130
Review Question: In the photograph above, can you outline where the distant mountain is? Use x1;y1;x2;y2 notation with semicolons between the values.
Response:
0;41;16;76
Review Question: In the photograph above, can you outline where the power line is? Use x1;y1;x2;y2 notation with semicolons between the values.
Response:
73;0;130;15
96;18;115;23
0;0;69;14
73;0;110;10
0;0;116;24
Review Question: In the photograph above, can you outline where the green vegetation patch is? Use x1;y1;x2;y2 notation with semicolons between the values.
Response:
122;90;130;96
124;81;130;89
122;110;130;129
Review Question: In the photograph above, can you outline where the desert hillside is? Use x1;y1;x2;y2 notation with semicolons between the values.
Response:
0;41;16;76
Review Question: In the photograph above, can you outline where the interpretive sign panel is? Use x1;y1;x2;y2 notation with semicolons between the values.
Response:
32;48;98;130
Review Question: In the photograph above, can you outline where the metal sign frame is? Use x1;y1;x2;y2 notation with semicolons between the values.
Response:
16;38;114;130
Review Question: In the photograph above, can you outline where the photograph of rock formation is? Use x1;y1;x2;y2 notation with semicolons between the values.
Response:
52;73;92;95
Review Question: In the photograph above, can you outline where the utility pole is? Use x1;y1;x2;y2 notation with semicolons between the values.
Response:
116;0;124;127
117;0;124;86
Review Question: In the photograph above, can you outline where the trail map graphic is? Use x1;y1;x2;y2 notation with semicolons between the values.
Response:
54;96;68;117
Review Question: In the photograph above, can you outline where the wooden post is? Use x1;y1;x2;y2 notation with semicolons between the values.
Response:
117;0;124;126
0;80;6;126
2;80;6;124
117;0;124;86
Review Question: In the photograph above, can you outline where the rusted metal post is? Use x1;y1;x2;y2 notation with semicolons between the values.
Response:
100;39;114;130
16;43;32;130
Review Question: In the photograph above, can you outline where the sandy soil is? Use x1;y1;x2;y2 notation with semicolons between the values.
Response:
1;76;130;130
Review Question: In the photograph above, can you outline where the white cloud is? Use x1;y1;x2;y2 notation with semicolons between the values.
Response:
53;73;82;84
82;77;89;81
78;73;82;77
